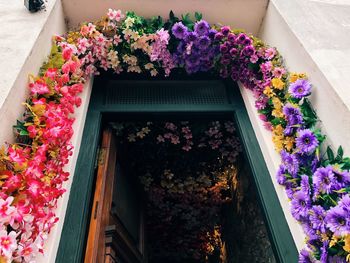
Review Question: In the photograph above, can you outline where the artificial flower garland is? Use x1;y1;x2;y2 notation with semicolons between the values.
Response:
0;8;349;262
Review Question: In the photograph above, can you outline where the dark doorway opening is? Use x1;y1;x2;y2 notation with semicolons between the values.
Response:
56;72;298;263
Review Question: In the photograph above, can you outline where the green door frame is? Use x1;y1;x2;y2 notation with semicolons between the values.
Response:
56;74;298;263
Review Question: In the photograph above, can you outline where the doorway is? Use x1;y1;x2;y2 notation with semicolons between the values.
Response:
56;72;298;263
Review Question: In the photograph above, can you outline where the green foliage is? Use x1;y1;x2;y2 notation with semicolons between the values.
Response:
39;44;64;76
13;120;29;136
300;99;317;128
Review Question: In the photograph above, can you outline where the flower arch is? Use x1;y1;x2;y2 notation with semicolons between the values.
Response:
0;8;349;263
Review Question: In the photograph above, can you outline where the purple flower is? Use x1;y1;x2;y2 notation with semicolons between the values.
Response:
325;203;350;236
194;20;210;36
172;22;188;39
229;48;238;57
320;240;329;263
243;37;253;46
208;29;217;39
220;26;230;36
236;33;247;44
298;249;316;263
328;256;347;263
289;79;312;99
300;175;311;195
214;32;224;41
255;95;268;110
313;166;335;196
332;166;350;188
291;190;311;220
309;205;326;233
283;104;304;136
227;33;236;43
281;150;300;177
195;35;211;50
296;129;318;154
185;31;198;42
242;45;255;56
276;164;288;185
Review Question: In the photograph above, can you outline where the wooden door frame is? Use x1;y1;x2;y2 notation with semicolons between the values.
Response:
56;74;298;263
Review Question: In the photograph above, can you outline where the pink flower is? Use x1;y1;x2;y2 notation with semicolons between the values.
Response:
0;230;17;260
265;47;276;60
29;80;49;95
45;68;57;80
8;147;29;166
0;196;15;219
62;47;73;61
107;9;124;22
250;54;259;63
272;67;286;78
165;122;177;131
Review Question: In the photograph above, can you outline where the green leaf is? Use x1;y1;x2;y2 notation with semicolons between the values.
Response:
19;130;29;136
327;146;335;163
194;12;202;21
336;146;344;161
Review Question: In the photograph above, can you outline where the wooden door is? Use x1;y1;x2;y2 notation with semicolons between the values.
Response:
84;127;145;263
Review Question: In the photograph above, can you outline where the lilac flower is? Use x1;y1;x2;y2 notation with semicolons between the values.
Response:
208;29;217;39
325;203;350;236
298;249;315;263
291;190;311;220
332;166;350;189
313;166;335;196
320;240;329;263
195;36;211;50
283;104;304;136
289;79;312;99
194;20;210;36
255;95;268;110
281;150;300;177
328;256;347;263
185;31;198;42
296;129;318;154
300;175;311;195
172;22;188;39
309;205;326;233
229;48;238;57
276;164;288;185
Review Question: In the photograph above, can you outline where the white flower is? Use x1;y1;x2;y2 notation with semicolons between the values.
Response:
124;17;135;28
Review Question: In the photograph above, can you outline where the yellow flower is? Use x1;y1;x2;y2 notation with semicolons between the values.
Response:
344;235;350;253
289;72;307;83
284;136;295;151
273;124;284;137
329;235;340;248
272;134;284;152
271;78;285;90
263;86;275;98
272;108;284;118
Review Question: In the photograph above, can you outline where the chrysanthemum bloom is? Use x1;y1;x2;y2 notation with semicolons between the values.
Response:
313;166;335;196
195;35;211;50
325;200;350;236
172;22;188;39
281;150;299;177
289;79;311;99
194;20;210;36
309;205;326;233
296;129;318;154
276;164;288;185
291;190;311;220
